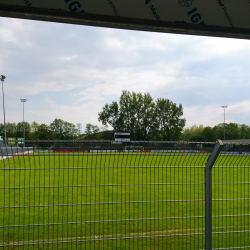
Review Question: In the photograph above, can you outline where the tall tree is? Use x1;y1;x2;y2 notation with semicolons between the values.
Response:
16;122;31;139
84;123;111;140
98;91;155;140
49;119;65;139
85;123;100;136
76;123;82;137
202;126;215;141
239;124;250;139
30;121;39;133
6;122;17;138
181;125;204;141
63;121;77;139
37;124;50;140
214;123;241;140
49;119;78;140
98;90;185;140
155;98;185;140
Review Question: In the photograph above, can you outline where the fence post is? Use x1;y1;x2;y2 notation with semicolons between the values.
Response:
205;140;223;250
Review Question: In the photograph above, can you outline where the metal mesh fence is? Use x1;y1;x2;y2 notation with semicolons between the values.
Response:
212;142;250;249
0;140;249;249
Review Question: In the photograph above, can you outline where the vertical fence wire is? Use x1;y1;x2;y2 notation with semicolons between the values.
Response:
0;140;249;249
0;140;208;249
212;142;250;250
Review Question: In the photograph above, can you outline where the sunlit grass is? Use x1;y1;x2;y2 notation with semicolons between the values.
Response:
0;153;249;249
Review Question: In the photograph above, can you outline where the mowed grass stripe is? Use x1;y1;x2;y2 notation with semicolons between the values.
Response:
0;153;249;249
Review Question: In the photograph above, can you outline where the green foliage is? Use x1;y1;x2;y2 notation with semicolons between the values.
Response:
0;119;81;140
49;118;65;139
203;126;216;141
181;125;204;141
36;124;50;140
16;122;31;138
98;90;185;140
85;123;100;135
214;123;242;140
83;123;112;140
182;123;250;141
154;98;186;140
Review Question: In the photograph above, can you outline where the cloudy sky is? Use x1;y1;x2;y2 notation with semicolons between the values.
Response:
0;16;250;132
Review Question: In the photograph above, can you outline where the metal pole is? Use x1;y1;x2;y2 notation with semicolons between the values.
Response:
221;106;228;140
1;75;6;145
23;101;25;147
20;99;27;148
205;140;223;250
224;108;226;141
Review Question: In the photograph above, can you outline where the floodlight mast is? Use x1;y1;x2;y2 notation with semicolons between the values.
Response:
20;99;27;147
221;105;228;140
1;75;6;145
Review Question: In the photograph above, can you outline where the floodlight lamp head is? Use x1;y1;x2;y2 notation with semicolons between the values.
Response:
221;105;228;108
20;99;27;102
0;75;6;81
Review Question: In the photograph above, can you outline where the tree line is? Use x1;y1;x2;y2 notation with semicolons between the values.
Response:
0;119;82;140
84;122;250;141
1;90;249;142
181;123;250;142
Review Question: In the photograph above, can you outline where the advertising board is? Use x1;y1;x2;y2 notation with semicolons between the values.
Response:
17;138;24;145
115;132;130;142
0;1;250;39
8;138;16;145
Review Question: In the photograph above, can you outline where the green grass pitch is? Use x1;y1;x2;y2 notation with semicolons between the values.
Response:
0;152;250;249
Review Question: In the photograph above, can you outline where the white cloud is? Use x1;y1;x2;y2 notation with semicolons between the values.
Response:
1;17;250;132
58;55;78;62
227;101;250;119
184;101;250;128
192;36;250;61
45;95;59;110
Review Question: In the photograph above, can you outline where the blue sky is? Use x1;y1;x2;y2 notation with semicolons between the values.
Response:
0;16;250;132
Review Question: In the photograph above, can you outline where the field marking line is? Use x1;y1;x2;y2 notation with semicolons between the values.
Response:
1;228;204;245
2;224;250;246
0;225;248;245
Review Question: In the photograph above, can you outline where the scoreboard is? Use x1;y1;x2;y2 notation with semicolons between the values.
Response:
114;133;130;142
